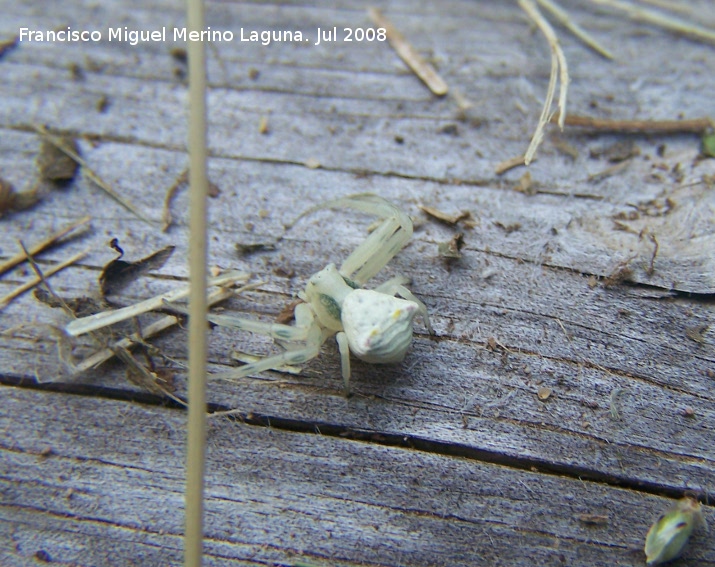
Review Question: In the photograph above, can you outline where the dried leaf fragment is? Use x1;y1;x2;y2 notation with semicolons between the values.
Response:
37;135;80;182
100;243;176;296
419;204;471;225
685;324;709;345
515;171;535;194
438;233;464;259
0;177;39;216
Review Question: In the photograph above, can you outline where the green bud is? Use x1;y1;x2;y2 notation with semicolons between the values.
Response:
644;497;707;565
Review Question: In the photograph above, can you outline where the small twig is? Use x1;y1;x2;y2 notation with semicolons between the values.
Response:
555;113;714;133
518;0;570;164
590;0;715;46
162;169;189;231
0;249;89;310
536;0;614;59
646;232;659;276
0;216;90;277
33;125;156;226
368;7;449;96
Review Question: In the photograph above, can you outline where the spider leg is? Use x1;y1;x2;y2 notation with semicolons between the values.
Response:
335;331;351;395
204;312;310;342
291;193;413;285
212;304;326;382
343;214;411;285
163;301;310;342
375;277;434;335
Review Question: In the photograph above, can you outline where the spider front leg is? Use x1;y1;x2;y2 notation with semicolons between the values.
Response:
204;303;327;383
375;276;434;335
294;193;414;285
335;331;352;394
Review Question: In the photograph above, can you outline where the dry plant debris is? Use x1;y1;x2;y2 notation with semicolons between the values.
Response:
518;0;569;165
0;216;90;277
576;513;609;526
112;345;186;406
73;285;237;373
537;386;553;400
99;242;175;296
495;155;529;175
437;233;465;259
368;7;448;96
235;241;277;255
536;0;614;59
0;249;89;310
588;159;632;183
0;177;39;216
34;125;154;225
685;324;709;345
37;135;80;182
557;113;714;133
592;0;715;46
162;169;220;232
65;271;250;337
419;204;471;225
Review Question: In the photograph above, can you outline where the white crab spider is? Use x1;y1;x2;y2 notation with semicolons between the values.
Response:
207;193;433;394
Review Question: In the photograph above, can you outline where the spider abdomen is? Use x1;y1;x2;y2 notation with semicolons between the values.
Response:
342;289;418;364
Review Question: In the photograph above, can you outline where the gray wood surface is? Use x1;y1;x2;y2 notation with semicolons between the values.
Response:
1;0;714;565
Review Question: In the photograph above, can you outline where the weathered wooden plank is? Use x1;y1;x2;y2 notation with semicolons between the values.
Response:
2;1;714;290
2;0;715;564
0;147;713;493
2;386;714;567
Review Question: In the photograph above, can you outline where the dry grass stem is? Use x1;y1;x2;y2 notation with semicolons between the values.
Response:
518;0;570;164
0;249;89;310
368;7;449;96
636;0;692;14
537;0;614;59
590;0;715;45
33;125;155;225
74;285;242;373
64;271;249;337
0;216;90;277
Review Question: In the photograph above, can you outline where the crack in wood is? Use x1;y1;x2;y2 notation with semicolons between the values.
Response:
0;376;707;503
